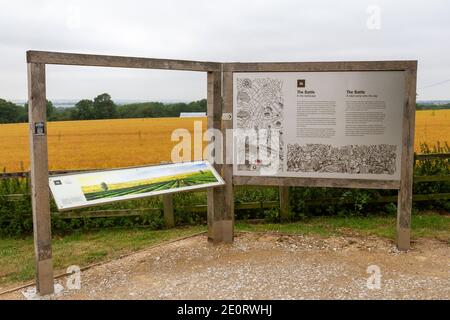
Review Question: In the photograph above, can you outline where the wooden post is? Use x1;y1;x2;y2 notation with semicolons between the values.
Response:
206;70;227;243
279;186;290;222
221;71;234;243
28;62;54;295
163;194;174;228
396;66;417;251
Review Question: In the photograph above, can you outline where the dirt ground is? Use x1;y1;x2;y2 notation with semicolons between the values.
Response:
2;232;449;300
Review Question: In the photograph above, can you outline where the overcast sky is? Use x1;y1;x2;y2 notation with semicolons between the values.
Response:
1;0;449;101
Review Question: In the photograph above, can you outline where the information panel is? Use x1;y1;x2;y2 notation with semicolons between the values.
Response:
233;71;405;180
49;161;224;210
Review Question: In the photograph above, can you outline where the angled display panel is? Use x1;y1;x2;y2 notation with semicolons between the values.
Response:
49;161;224;210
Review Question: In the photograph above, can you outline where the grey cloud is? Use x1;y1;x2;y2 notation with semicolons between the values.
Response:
0;0;449;100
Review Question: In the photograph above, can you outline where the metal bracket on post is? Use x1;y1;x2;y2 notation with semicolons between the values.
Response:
222;113;232;121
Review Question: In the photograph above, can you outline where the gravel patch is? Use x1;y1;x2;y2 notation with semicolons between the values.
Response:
3;232;449;300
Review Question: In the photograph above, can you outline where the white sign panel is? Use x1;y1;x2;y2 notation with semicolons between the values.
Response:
49;161;224;211
233;71;405;180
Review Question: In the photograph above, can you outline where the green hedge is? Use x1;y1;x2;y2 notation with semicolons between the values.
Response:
1;144;448;236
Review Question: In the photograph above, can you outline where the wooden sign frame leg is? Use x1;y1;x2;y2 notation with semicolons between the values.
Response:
207;70;223;242
28;62;54;295
221;71;235;243
206;70;234;243
396;68;417;251
163;194;174;228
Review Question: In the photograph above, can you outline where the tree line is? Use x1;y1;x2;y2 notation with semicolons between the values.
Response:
0;93;206;123
2;94;448;124
416;102;450;110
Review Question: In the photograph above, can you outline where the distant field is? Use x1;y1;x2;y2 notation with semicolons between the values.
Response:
0;117;206;172
415;109;450;152
0;110;448;173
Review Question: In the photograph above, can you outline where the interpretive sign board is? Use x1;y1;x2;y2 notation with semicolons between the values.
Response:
49;161;224;210
233;71;405;180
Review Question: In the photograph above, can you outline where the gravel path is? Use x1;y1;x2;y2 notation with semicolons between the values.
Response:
3;232;449;300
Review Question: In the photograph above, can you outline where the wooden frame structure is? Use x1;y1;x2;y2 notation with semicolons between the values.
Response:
27;51;417;295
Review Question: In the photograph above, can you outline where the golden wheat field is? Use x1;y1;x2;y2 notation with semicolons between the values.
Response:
0;117;206;172
0;110;448;173
415;109;450;152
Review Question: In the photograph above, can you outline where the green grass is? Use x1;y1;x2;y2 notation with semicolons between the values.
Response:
236;213;450;241
0;225;206;289
0;213;448;290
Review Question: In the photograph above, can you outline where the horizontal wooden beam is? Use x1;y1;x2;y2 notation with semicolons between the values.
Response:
7;190;450;207
0;172;29;179
305;193;450;205
48;193;449;219
414;175;450;183
411;193;450;201
233;176;401;190
49;201;281;219
27;51;221;72
415;153;450;161
55;208;162;219
2;192;447;220
26;53;417;73
222;60;417;72
0;169;101;179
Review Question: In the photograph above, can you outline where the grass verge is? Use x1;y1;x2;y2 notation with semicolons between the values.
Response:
0;213;448;290
0;225;205;290
236;213;449;241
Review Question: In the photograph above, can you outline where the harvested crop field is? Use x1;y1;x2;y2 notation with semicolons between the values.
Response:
0;110;449;172
0;117;206;172
3;232;449;300
415;109;450;151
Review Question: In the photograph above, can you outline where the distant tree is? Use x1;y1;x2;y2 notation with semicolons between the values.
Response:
93;93;117;119
0;95;209;123
17;107;28;122
100;182;108;191
0;99;22;123
416;102;450;110
116;99;207;119
72;99;94;120
46;100;56;120
53;106;74;121
23;100;56;121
